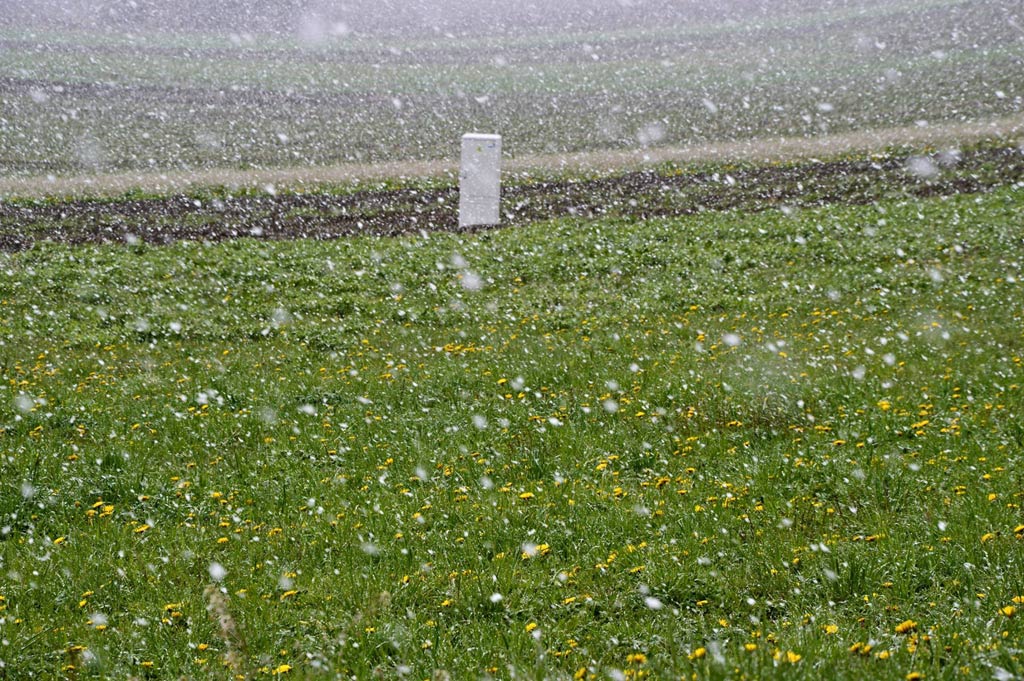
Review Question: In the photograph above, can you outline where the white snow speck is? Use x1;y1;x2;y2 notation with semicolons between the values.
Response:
906;156;939;179
460;271;483;291
209;562;227;581
14;394;34;413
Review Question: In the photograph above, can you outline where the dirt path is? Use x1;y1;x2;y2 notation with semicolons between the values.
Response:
2;115;1022;199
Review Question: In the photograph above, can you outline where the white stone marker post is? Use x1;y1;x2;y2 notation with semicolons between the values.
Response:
459;133;501;227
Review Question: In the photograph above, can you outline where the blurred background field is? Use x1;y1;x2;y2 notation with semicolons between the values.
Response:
1;0;1020;180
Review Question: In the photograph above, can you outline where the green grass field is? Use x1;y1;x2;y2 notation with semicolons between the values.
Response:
2;2;1023;676
1;162;1023;677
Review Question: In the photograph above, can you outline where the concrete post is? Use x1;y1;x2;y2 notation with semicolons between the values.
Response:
459;133;501;227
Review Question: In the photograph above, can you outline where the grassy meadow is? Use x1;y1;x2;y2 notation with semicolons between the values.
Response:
2;1;1024;677
1;166;1023;678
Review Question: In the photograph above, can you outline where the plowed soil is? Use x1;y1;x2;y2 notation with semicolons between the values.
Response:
1;144;1022;252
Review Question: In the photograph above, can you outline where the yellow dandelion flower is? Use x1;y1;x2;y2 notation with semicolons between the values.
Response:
134;524;150;534
906;673;924;681
279;590;298;601
999;605;1016;617
980;532;996;543
688;647;706;661
895;619;918;634
525;622;538;633
626;653;647;665
823;624;839;635
744;643;758;652
53;536;66;545
518;492;535;500
849;641;873;655
271;663;292;675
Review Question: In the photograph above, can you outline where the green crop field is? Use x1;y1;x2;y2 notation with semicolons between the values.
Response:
1;0;1021;178
1;150;1023;677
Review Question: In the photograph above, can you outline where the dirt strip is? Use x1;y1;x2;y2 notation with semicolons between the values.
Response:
2;115;1022;200
1;141;1022;252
